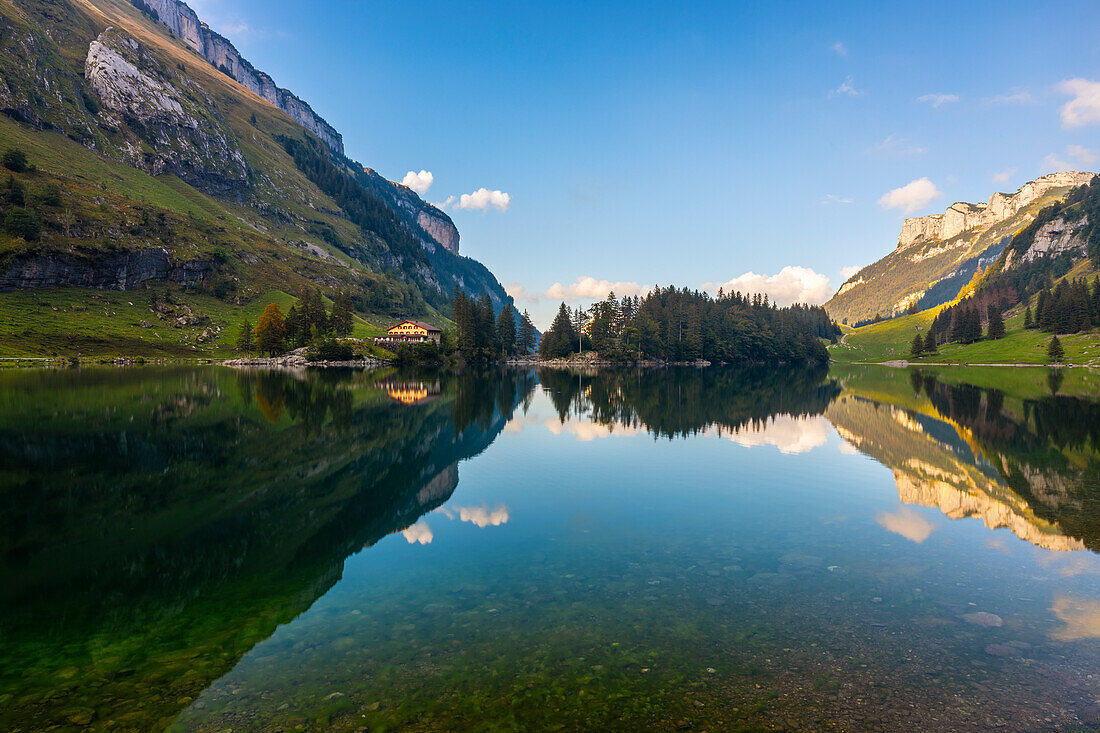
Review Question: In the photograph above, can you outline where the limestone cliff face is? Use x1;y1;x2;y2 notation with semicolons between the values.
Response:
0;248;213;290
137;0;344;154
85;27;249;191
1002;215;1090;268
896;172;1096;250
358;167;460;254
825;171;1096;325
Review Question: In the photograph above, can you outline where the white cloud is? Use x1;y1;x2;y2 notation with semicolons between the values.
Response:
819;193;853;205
456;504;510;528
1067;144;1099;165
991;167;1017;184
400;169;434;195
450;187;511;211
985;90;1033;105
1058;78;1100;128
832;41;847;57
917;93;959;109
877;177;942;214
876;507;936;543
869;135;925;158
401;521;433;545
1041;153;1072;173
840;265;861;280
544;277;650;302
829;75;861;97
504;282;539;303
707;415;830;454
544;418;643;442
702;266;833;306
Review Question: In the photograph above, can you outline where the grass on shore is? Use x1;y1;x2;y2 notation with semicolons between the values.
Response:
0;288;387;358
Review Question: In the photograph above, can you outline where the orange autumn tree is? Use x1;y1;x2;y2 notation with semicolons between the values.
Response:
254;303;287;356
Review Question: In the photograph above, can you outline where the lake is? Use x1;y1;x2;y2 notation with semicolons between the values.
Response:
1;365;1099;731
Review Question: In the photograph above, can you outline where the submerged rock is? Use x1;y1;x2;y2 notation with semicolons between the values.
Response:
962;612;1003;628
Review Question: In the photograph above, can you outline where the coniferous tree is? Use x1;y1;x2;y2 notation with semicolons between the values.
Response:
496;305;517;356
235;318;254;353
518;310;538;354
910;332;925;356
1048;335;1065;364
540;303;577;358
330;290;354;337
986;304;1005;339
1024;305;1034;329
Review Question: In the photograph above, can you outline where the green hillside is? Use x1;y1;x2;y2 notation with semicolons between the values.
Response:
830;258;1100;366
0;0;511;357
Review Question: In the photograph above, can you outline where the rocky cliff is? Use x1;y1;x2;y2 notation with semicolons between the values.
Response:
136;0;344;154
85;27;249;190
895;172;1095;250
825;171;1096;325
358;167;460;254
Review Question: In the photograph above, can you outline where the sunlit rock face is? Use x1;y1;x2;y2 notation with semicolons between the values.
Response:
826;395;1086;553
85;28;248;191
138;0;344;154
896;172;1096;250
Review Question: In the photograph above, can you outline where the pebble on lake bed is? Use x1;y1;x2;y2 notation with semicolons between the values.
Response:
962;612;1004;628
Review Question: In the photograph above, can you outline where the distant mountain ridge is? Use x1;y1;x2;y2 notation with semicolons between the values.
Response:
826;172;1097;325
134;0;343;154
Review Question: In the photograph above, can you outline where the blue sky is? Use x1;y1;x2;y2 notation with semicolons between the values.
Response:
191;0;1100;326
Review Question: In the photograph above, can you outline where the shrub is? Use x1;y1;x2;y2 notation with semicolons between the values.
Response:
35;181;61;206
307;337;354;362
2;149;28;173
3;207;41;241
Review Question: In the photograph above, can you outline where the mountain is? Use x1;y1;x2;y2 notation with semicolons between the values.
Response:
0;0;513;354
825;172;1096;326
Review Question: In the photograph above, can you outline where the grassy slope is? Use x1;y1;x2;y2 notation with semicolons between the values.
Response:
0;288;389;358
0;0;453;357
830;260;1100;367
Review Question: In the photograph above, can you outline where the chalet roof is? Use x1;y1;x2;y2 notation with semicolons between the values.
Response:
388;320;441;332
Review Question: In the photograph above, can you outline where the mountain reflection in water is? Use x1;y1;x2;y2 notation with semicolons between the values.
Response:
0;365;1098;731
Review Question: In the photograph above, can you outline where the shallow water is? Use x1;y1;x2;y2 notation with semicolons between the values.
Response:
1;365;1099;731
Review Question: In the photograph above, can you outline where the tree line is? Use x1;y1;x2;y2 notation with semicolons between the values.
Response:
538;287;838;364
238;287;355;359
450;288;537;362
1026;277;1100;334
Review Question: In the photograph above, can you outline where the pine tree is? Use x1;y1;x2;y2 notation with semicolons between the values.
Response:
496;305;517;356
235;318;254;353
518;310;537;354
1024;305;1033;329
330;290;353;337
986;304;1005;339
540;303;577;358
1048;335;1065;364
910;332;925;356
254;303;287;356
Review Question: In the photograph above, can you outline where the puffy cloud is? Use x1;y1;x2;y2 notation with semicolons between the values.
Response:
829;75;861;97
1051;595;1100;641
991;167;1017;184
703;266;833;306
456;504;510;528
876;507;936;543
544;277;650;302
400;169;434;195
1058;78;1100;128
831;41;847;56
1067;144;1099;165
707;415;830;454
504;282;539;303
452;187;511;211
917;93;959;108
401;521;433;545
544;418;643;442
877;177;942;214
839;265;861;281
